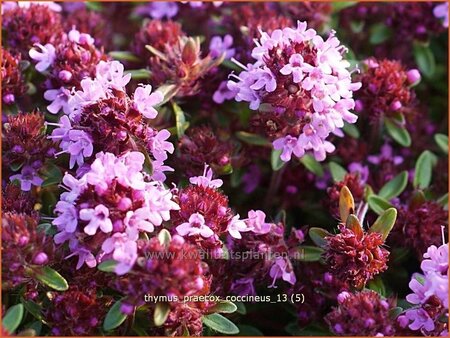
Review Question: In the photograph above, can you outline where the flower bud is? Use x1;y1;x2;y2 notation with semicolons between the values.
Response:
406;69;421;85
33;252;49;265
3;93;15;104
58;70;73;82
389;100;402;111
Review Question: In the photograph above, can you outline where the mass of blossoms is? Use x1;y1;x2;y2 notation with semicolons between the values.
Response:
1;1;448;337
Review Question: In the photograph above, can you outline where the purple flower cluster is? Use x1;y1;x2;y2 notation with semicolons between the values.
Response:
52;151;179;274
398;242;449;335
228;21;361;162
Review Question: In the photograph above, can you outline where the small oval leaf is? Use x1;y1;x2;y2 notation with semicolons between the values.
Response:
368;195;394;215
154;302;170;327
3;304;24;334
103;300;128;331
34;266;68;291
208;301;237;314
298;246;324;262
339;186;355;222
345;214;363;238
378;171;408;200
202;313;239;335
158;229;172;246
435;134;448;154
97;259;118;273
369;208;397;241
300;154;324;177
235;131;270;146
329;162;348;182
308;227;331;249
414;150;438;189
271;149;285;171
385;119;411;147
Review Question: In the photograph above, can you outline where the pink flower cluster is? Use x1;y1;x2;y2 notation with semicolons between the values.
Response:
52;152;179;275
398;242;448;335
228;21;361;162
47;60;167;171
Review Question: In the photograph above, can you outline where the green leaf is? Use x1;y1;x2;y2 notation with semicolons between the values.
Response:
369;208;397;241
154;302;170;326
237;325;263;336
41;163;62;187
172;102;188;138
298;246;324;262
103;300;128;331
34;266;68;291
234;302;246;315
389;307;404;320
158;229;172;246
271;149;285;171
328;161;347;182
202;314;239;335
85;1;103;11
342;122;360;138
385;119;411;147
235;131;270;146
414;150;438;189
368;195;394;215
208;301;237;314
332;2;356;11
414;43;436;78
367;277;386;296
300;154;324;177
155;84;179;106
109;51;140;62
308;227;331;249
346;214;363;238
435;133;448;154
369;23;392;44
378;171;408;200
97;259;118;273
2;304;24;334
125;69;152;80
221;59;242;71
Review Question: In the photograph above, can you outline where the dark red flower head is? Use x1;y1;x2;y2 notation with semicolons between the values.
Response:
45;286;111;336
2;212;55;289
390;200;448;259
324;224;389;289
132;19;186;63
1;47;27;105
2;184;36;214
171;184;233;254
2;4;63;58
46;33;107;92
325;290;396;336
279;2;332;31
112;235;210;307
177;125;233;177
148;36;223;98
63;8;111;50
2;111;55;169
355;58;417;122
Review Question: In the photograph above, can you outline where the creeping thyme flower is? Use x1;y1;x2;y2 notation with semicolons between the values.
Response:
3;111;55;190
325;290;396;336
1;47;27;104
177;125;233;177
434;3;449;28
324;224;389;289
228;21;361;162
45;286;110;336
49;61;168;171
2;212;56;289
2;3;63;58
132;19;186;62
29;28;107;114
355;58;418;122
146;35;224;98
112;235;211;313
397;243;448;335
52;152;179;274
